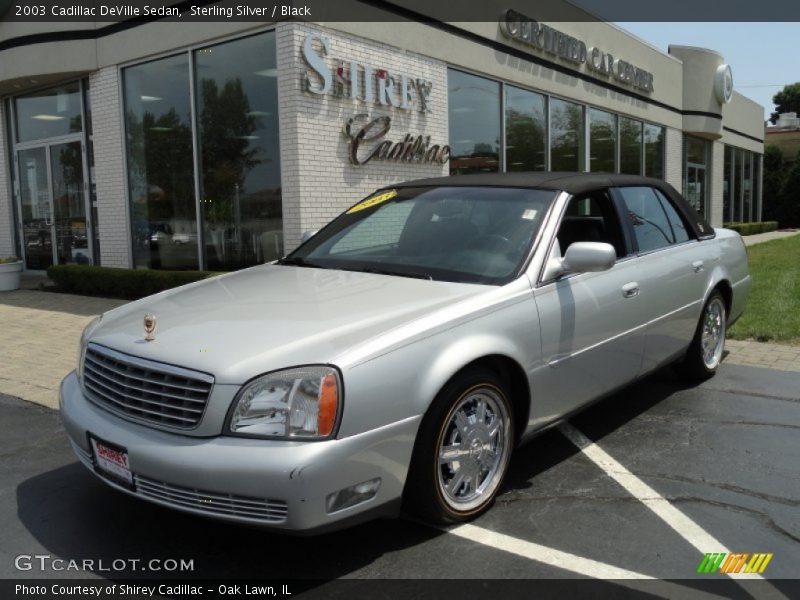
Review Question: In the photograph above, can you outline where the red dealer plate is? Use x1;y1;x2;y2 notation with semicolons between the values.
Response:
88;435;135;491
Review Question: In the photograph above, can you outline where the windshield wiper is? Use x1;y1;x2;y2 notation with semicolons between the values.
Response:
276;256;324;268
355;267;433;280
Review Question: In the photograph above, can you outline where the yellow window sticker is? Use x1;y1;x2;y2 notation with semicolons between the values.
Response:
346;190;397;214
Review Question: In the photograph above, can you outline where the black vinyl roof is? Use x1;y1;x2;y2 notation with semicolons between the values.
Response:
392;171;667;195
386;171;715;240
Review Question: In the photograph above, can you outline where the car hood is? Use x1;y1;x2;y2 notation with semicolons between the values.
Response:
89;265;486;383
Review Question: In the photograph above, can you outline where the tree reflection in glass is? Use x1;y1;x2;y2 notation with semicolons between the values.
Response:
550;98;584;172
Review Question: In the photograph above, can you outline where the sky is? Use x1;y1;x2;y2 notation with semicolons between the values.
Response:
615;23;800;122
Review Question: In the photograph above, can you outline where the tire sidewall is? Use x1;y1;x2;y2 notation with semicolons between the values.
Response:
404;368;514;523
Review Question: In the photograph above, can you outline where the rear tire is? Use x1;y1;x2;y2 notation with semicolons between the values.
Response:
677;291;727;381
403;368;514;525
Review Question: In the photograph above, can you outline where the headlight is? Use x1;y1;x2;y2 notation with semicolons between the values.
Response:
228;366;342;440
77;315;103;383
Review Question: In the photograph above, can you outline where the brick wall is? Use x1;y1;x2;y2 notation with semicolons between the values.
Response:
276;23;448;252
90;67;131;268
0;102;15;257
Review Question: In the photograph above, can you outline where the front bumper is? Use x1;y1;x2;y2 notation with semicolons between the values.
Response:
60;371;420;532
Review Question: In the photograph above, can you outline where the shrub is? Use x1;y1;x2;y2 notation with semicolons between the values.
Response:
0;256;20;264
723;221;780;236
46;265;221;300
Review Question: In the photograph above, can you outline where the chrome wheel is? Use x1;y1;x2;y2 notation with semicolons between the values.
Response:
701;297;726;369
437;386;511;512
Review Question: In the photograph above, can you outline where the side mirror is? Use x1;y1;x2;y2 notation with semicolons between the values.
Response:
544;241;616;280
562;242;616;273
301;229;319;243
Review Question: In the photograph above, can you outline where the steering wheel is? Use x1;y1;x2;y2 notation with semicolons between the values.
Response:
472;234;516;254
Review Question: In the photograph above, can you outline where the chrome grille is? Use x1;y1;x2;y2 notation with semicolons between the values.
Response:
135;475;289;523
83;344;213;429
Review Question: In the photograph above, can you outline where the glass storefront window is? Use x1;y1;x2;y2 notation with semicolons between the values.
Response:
195;31;282;270
505;85;546;172
550;98;584;172
685;136;708;217
743;151;753;222
588;108;617;173
723;145;732;222
124;54;197;270
753;154;761;221
643;123;664;179
15;82;82;143
733;148;742;222
619;117;642;175
448;69;501;174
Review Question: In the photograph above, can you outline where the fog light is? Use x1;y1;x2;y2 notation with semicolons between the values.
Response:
325;478;381;513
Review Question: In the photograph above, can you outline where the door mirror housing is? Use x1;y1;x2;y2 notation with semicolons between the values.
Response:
545;241;616;280
562;242;616;273
301;229;319;243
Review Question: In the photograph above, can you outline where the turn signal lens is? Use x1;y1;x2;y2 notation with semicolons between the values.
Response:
318;373;338;436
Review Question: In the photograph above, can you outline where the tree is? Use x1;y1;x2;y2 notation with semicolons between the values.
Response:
769;82;800;124
777;149;800;227
762;145;788;225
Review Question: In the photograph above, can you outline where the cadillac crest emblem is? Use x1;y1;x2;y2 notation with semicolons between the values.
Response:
143;313;157;341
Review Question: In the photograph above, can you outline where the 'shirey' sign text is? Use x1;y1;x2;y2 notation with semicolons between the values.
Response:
301;33;450;166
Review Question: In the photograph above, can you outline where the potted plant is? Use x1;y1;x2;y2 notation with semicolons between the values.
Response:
0;256;23;291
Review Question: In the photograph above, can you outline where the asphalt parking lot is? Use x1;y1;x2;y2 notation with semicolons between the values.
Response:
1;361;797;596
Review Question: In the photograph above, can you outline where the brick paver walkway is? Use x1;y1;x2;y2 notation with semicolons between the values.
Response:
0;290;125;409
742;229;800;246
725;339;800;373
0;289;798;410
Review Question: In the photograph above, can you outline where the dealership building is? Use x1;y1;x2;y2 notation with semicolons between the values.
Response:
0;6;765;272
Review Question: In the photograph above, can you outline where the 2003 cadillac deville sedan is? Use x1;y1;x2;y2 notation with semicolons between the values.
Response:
61;173;749;533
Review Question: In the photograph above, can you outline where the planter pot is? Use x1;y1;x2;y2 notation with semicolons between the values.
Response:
0;261;23;291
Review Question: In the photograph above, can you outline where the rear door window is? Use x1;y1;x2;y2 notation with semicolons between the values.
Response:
617;186;675;253
653;188;692;244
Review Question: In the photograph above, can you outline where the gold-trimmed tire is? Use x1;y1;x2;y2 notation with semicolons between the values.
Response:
403;368;514;524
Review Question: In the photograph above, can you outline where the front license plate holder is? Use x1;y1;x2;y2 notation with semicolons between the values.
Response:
88;434;136;491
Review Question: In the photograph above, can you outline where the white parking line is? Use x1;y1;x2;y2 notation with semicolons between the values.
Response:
436;421;785;597
448;523;652;579
447;524;728;598
557;422;781;588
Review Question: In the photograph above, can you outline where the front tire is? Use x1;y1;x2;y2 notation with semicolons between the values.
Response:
403;368;514;525
678;291;727;381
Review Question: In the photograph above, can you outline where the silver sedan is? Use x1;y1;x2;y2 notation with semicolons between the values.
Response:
60;172;749;532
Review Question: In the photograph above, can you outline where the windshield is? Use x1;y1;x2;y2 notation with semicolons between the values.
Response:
282;186;556;285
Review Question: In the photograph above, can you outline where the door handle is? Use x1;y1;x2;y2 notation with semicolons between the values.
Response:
692;260;704;273
622;282;640;298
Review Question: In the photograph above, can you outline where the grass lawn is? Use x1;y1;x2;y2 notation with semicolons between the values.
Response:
728;234;800;345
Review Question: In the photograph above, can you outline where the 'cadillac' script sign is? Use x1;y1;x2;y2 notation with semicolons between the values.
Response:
301;33;449;167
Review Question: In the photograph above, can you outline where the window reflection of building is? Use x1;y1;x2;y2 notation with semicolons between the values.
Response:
124;53;197;270
505;86;546;172
723;145;761;223
448;70;500;175
122;31;281;271
550;98;585;172
588;108;617;173
448;68;666;181
684;136;709;218
196;33;282;270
